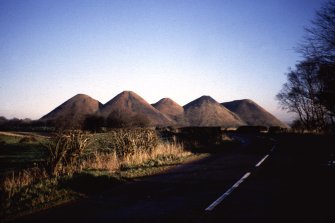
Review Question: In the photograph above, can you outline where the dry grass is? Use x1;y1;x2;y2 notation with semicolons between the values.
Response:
0;129;195;220
1;167;48;199
81;141;191;172
91;129;159;157
81;151;120;171
1;129;189;200
0;174;80;221
44;130;90;176
122;141;191;167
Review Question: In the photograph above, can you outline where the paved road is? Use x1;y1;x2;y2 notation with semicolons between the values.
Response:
14;134;334;223
206;134;334;223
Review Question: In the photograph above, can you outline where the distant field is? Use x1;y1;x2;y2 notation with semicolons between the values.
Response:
0;132;47;177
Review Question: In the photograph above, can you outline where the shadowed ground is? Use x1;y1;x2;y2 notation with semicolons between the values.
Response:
12;134;333;223
205;134;333;223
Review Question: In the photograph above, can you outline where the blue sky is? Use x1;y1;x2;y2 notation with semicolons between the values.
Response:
0;0;326;122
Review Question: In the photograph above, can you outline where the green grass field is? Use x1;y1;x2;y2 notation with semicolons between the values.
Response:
0;133;47;177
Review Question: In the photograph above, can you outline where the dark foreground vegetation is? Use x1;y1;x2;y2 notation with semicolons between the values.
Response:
1;130;332;223
1;125;333;222
1;127;232;221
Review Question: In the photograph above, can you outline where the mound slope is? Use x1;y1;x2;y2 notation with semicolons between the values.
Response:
40;93;287;128
152;98;185;124
183;96;245;127
98;91;172;126
222;99;288;127
40;94;102;127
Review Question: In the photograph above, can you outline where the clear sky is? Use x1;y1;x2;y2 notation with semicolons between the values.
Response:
0;0;326;123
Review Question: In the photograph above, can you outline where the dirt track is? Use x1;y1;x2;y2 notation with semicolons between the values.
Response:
0;131;49;138
0;131;29;137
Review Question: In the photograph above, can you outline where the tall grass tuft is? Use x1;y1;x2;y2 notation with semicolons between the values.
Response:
1;168;48;200
121;141;190;168
91;129;159;157
45;130;90;176
83;129;191;172
81;150;120;171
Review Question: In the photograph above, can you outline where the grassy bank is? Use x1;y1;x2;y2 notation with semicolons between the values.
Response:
0;129;208;221
0;133;47;177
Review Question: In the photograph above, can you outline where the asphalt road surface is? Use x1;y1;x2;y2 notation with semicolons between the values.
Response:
13;134;333;223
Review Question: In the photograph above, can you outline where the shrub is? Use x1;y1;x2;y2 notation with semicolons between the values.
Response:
91;129;159;158
82;139;190;172
83;115;105;132
44;131;90;177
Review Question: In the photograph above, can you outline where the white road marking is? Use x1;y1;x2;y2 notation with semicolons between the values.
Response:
270;145;275;152
255;154;270;167
205;145;274;212
205;172;251;211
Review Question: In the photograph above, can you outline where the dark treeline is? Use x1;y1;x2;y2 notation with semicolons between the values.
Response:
0;116;55;132
83;111;151;131
0;111;151;132
277;0;335;132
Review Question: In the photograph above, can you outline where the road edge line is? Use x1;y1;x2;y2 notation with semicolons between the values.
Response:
205;172;251;211
255;154;270;167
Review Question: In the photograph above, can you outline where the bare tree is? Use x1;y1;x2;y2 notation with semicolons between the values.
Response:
317;63;335;125
300;0;335;62
290;119;305;133
278;0;335;131
277;61;328;131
